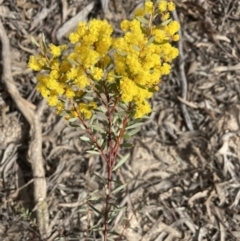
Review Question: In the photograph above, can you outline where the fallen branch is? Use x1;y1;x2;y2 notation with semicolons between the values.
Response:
0;20;49;238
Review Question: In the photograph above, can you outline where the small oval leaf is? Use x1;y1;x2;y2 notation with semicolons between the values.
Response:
126;122;143;130
80;136;90;141
91;125;105;133
161;19;172;26
127;127;141;136
113;153;130;171
135;16;149;24
146;35;155;47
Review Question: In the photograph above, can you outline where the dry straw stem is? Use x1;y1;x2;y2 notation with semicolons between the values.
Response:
0;20;49;238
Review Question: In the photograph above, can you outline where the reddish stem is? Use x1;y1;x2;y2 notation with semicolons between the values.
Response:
104;108;131;241
103;160;113;241
74;105;108;163
75;94;132;240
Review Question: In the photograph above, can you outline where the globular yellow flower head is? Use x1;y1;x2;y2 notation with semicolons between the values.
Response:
111;0;179;118
144;1;154;14
28;0;180;120
158;1;167;12
28;55;47;71
49;44;61;57
168;2;176;11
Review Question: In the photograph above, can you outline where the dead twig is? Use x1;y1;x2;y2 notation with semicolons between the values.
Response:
56;2;95;41
172;10;194;131
0;20;49;238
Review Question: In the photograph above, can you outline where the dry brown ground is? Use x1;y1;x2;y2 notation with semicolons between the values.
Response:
1;0;240;240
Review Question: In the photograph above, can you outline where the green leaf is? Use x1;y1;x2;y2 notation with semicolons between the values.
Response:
148;87;158;92
113;153;130;171
88;195;100;201
141;114;150;119
91;227;102;231
161;19;172;26
74;91;86;101
99;105;107;113
126;122;143;130
98;138;103;146
109;75;122;79
59;110;67;116
113;115;119;124
121;143;134;148
112;183;127;194
69;123;79;128
42;33;46;44
92;172;107;184
118;50;127;56
66;79;74;84
80;136;90;141
135;16;149;24
41;33;47;53
31;36;39;47
107;217;114;223
154;39;169;45
90;114;96;125
106;187;110;195
132;45;140;51
91;125;105;133
127;127;141;136
109;205;126;213
89;203;102;215
90;224;102;231
86;150;100;155
123;134;130;140
80;124;86;130
78;206;87;213
146;35;155;47
95;111;108;121
68;117;77;122
67;58;79;66
83;95;94;101
110;126;119;137
108;84;118;93
115;111;127;117
89;190;98;196
107;234;119;241
135;82;145;90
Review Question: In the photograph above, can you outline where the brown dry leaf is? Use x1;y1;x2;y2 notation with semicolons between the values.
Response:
177;96;198;108
212;63;240;72
198;81;216;90
16;0;38;9
214;34;231;43
30;4;57;31
188;190;209;207
187;61;200;75
56;2;95;41
141;219;182;241
61;0;68;23
0;6;16;19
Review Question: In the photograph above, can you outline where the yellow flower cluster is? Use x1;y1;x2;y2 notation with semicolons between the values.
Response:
28;20;112;119
114;0;179;118
28;0;179;120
